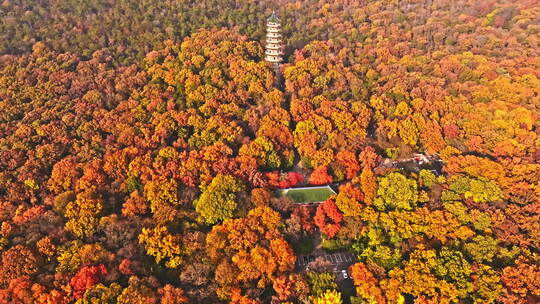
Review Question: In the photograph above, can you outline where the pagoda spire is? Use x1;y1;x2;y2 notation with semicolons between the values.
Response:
265;11;283;70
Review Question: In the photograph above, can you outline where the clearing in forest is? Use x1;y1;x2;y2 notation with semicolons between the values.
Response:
278;185;336;203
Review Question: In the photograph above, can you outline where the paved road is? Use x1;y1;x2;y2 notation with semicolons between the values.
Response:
296;251;357;302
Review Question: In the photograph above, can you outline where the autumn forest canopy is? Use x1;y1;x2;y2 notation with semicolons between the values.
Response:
0;0;539;303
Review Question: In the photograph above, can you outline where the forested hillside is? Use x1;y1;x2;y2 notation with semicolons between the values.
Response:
0;0;539;303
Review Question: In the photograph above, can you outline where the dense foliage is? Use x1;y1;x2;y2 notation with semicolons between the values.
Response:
0;0;539;303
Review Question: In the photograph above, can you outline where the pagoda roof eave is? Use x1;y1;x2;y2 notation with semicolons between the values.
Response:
267;11;281;23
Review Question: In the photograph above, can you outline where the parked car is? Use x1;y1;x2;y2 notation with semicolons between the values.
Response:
341;269;348;279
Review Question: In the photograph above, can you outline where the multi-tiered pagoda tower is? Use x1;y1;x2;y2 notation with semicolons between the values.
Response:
265;11;283;71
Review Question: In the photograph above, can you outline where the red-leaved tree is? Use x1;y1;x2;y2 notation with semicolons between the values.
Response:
309;166;333;185
314;200;343;238
70;265;108;299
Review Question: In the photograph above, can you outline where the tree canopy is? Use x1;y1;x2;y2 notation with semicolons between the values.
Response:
0;0;539;302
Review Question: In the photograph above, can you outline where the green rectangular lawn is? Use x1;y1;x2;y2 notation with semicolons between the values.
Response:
279;186;336;203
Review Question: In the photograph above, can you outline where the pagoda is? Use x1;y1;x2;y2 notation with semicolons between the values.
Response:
265;11;283;69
